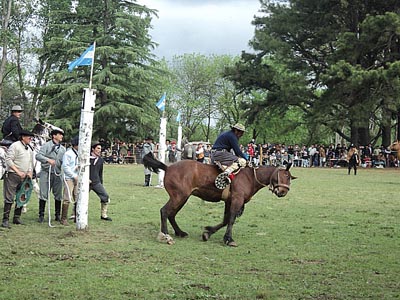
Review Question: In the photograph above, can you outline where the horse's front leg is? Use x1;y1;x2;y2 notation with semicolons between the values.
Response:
202;201;231;242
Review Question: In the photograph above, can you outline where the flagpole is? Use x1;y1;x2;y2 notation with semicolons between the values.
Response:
89;41;96;90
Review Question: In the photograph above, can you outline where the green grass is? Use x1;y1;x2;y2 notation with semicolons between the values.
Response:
0;165;399;299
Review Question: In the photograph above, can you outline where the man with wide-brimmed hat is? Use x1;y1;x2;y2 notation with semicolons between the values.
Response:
1;129;35;228
142;136;155;186
1;105;24;143
35;128;66;223
211;123;248;188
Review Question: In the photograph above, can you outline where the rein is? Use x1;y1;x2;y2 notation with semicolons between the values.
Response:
253;167;290;192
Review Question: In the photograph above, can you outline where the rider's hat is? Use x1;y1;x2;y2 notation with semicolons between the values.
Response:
11;105;23;112
19;130;34;137
50;129;64;136
231;123;246;132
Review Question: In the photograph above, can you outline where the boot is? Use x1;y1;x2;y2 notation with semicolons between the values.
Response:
221;162;240;183
60;202;69;226
38;199;46;223
143;174;151;187
54;200;61;222
13;206;24;225
100;203;112;221
2;203;12;228
222;162;239;176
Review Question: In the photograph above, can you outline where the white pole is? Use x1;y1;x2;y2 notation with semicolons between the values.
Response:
157;116;167;187
76;88;96;230
177;123;182;161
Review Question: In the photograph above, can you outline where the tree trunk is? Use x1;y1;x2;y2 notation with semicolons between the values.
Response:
0;0;13;108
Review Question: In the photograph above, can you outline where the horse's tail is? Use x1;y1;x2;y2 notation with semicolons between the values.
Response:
143;152;167;174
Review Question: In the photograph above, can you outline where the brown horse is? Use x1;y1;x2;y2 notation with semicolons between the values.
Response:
143;153;296;246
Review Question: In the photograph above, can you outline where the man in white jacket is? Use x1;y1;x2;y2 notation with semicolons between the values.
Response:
60;136;79;225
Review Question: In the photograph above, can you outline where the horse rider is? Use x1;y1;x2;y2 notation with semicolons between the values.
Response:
211;123;248;183
1;105;24;145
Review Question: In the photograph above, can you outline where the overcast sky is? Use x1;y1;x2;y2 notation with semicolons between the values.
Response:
137;0;262;60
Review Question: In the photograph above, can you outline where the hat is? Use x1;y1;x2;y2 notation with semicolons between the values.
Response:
145;136;153;141
11;105;23;112
231;123;246;132
50;129;64;136
91;141;102;149
71;136;79;146
350;144;355;148
19;129;34;137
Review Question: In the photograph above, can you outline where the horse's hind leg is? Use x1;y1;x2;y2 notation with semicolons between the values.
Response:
160;196;189;238
202;202;231;242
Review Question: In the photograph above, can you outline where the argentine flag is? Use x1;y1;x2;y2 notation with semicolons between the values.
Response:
156;93;166;111
68;44;95;72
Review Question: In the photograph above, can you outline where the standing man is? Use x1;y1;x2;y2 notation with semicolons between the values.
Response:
211;123;248;185
1;105;24;144
90;142;112;221
1;130;35;228
35;129;66;223
142;136;155;186
347;144;360;175
60;136;79;226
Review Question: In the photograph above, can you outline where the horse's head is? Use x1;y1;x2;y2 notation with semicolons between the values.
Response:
269;163;296;197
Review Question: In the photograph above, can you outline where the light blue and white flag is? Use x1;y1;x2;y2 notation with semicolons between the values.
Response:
176;111;181;123
156;93;166;111
68;44;95;72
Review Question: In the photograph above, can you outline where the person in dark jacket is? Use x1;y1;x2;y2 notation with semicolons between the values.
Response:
211;123;248;185
1;105;24;144
90;142;112;221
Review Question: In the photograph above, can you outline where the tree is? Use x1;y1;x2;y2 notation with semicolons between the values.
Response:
230;0;400;146
34;0;160;142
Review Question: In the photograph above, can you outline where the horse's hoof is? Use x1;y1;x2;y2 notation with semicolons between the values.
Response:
202;232;210;241
175;232;188;238
227;241;238;247
157;232;175;245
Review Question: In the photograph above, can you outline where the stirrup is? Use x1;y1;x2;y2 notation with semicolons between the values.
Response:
215;172;230;189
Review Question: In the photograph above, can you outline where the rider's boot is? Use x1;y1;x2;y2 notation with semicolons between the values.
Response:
222;162;239;183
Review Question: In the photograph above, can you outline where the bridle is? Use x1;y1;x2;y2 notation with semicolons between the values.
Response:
253;166;291;192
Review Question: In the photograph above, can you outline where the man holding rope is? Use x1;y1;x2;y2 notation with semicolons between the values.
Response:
1;130;35;228
60;136;79;226
35;129;65;223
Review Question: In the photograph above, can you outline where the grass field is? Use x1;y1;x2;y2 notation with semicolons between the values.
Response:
0;164;399;300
